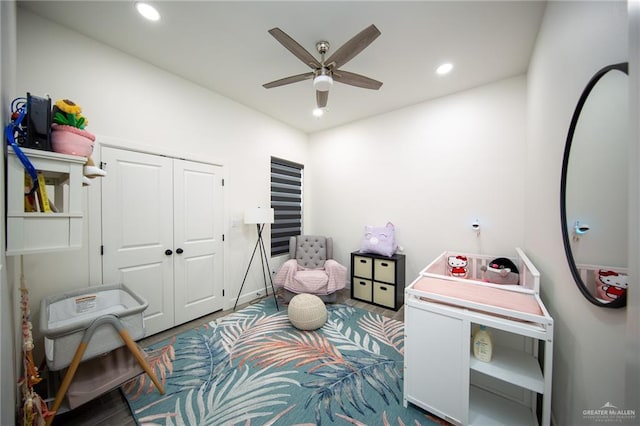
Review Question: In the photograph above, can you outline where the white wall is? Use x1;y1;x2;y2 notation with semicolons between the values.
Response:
13;9;309;361
626;0;640;415
0;2;17;425
309;76;527;280
526;1;629;425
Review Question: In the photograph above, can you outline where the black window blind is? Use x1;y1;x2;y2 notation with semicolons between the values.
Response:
270;157;303;256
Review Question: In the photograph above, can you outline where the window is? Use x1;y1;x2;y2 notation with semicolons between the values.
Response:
270;157;303;256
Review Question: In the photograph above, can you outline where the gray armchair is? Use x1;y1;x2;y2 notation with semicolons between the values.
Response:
273;235;347;302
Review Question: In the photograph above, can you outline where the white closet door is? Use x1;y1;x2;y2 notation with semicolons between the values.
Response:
173;159;224;325
101;147;175;336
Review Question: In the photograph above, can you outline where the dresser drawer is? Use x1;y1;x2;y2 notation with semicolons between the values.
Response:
374;258;396;283
353;255;373;279
373;282;395;308
353;278;373;302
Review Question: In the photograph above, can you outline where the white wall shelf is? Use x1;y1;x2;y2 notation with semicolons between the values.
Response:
469;344;544;394
469;386;535;426
6;146;86;255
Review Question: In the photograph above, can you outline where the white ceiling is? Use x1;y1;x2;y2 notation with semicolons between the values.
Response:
18;1;546;134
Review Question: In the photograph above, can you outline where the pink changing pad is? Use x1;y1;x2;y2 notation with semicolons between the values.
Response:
413;276;543;317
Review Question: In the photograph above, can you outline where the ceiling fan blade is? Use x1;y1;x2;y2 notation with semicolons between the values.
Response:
325;24;381;70
333;70;383;90
316;90;328;108
263;72;314;89
268;28;321;69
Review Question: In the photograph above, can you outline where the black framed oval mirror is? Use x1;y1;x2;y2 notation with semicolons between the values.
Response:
561;62;629;308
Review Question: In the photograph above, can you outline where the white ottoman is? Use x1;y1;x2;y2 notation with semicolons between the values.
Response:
288;293;328;331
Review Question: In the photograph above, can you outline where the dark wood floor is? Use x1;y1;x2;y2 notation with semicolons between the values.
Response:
48;289;404;426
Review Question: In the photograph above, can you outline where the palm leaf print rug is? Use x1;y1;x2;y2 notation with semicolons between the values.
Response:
121;299;444;425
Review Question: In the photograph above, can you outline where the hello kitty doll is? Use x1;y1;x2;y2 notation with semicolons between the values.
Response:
447;255;468;278
595;269;628;302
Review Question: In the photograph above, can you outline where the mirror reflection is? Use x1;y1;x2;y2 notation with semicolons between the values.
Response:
561;63;629;308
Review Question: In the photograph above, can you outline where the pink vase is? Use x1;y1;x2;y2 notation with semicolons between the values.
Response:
51;124;95;157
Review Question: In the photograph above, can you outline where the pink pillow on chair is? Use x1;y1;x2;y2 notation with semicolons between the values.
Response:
294;270;329;293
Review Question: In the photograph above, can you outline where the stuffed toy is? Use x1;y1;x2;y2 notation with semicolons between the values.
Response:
447;255;469;278
481;257;519;285
595;269;628;302
51;99;107;185
83;156;106;180
360;222;397;257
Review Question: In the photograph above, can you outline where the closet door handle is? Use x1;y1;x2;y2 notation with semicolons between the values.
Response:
176;248;184;254
165;249;173;256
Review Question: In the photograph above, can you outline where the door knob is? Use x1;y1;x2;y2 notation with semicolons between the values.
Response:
176;248;184;254
165;249;173;256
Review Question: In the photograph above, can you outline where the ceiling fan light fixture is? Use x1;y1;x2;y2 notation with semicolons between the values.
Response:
313;75;333;92
312;107;325;117
135;2;160;21
264;25;382;110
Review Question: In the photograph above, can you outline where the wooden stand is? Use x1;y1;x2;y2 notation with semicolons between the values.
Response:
45;315;165;426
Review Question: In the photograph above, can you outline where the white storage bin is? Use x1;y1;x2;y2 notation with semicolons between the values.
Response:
40;284;147;371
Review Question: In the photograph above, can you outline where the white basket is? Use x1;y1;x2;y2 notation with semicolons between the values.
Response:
40;284;147;371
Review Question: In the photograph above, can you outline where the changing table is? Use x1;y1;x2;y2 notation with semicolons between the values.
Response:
403;248;553;426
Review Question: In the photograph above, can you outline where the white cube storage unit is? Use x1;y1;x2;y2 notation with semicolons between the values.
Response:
351;251;406;310
6;146;86;255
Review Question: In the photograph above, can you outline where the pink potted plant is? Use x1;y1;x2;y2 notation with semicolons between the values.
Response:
50;99;95;157
50;99;106;184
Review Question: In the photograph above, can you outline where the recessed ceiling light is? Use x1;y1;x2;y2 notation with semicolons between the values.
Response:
436;63;453;75
135;2;160;21
312;108;325;117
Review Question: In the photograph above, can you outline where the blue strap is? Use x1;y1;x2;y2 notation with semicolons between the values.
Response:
5;106;39;195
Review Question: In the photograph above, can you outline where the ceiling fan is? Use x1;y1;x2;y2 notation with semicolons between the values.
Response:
263;24;383;110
